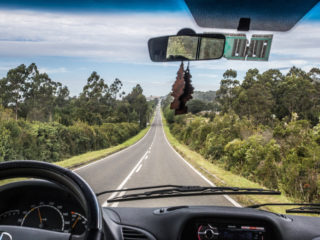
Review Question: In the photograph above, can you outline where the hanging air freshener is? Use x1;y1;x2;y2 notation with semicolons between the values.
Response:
170;62;194;115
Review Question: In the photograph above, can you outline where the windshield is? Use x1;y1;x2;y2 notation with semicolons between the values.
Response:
0;0;320;210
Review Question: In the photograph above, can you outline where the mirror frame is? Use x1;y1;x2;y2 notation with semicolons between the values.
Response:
148;33;226;62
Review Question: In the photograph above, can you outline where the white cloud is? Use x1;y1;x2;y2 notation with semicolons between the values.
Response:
38;67;68;74
195;73;219;78
290;60;308;65
0;9;319;73
124;80;140;84
150;81;163;84
0;10;200;62
0;66;12;71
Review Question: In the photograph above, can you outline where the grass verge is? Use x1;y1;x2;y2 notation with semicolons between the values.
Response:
56;126;150;169
161;110;296;214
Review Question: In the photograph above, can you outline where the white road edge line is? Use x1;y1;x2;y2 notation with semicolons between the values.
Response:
74;118;155;172
160;112;242;208
102;151;148;207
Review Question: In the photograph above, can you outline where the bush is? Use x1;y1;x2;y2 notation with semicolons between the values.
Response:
0;119;140;163
166;112;320;202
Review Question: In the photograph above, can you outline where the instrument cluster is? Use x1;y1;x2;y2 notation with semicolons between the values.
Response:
0;181;88;235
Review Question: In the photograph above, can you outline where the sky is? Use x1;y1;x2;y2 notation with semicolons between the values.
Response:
0;0;320;97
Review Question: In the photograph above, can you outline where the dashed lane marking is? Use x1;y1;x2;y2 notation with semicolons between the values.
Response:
136;164;142;173
110;191;126;207
102;150;148;207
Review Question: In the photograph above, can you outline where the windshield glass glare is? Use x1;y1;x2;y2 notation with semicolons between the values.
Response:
0;1;320;209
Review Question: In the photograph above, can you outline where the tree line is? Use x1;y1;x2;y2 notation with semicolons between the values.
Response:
0;63;155;127
0;63;157;162
216;67;320;125
163;66;320;203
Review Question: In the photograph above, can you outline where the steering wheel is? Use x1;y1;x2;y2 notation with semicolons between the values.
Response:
0;160;104;240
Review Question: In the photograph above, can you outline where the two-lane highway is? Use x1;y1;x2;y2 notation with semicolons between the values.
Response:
75;106;239;207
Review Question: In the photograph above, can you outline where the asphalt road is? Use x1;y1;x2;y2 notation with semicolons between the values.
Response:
75;106;239;208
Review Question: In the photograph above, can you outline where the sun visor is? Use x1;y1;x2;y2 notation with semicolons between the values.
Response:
184;0;319;31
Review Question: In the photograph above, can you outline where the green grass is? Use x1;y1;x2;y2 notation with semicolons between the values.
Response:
161;110;297;214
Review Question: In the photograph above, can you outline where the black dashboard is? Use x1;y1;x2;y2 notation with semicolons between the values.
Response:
105;205;320;240
1;180;320;240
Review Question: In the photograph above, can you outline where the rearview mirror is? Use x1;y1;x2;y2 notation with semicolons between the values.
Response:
148;32;225;62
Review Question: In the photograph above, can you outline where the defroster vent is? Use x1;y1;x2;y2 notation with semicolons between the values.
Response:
122;227;148;240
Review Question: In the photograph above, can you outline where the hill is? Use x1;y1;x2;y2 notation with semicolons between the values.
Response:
192;90;216;102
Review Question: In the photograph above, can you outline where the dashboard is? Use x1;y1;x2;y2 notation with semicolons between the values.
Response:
0;180;87;235
105;205;320;240
2;180;320;240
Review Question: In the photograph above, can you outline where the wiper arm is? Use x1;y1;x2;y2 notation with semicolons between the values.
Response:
286;206;320;215
247;203;320;215
247;203;320;209
106;185;280;203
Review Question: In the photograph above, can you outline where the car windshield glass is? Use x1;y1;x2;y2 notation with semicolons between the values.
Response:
0;0;320;210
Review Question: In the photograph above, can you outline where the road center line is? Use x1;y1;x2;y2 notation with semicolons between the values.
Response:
110;191;126;208
102;150;148;207
149;119;158;150
135;164;142;173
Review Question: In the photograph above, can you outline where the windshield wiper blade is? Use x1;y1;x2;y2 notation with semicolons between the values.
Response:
96;184;191;197
248;203;320;209
286;206;320;215
106;185;280;203
247;203;320;214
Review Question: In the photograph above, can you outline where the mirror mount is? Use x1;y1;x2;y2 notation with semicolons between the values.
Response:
177;28;196;36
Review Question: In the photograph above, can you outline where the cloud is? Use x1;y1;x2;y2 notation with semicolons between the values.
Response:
150;81;163;84
0;66;12;71
0;9;319;82
195;73;219;78
0;10;200;62
38;67;68;74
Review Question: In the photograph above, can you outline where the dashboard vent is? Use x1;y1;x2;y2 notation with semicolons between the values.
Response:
122;227;148;240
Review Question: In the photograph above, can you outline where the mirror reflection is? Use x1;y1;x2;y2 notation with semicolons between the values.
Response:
199;37;225;59
166;36;198;60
